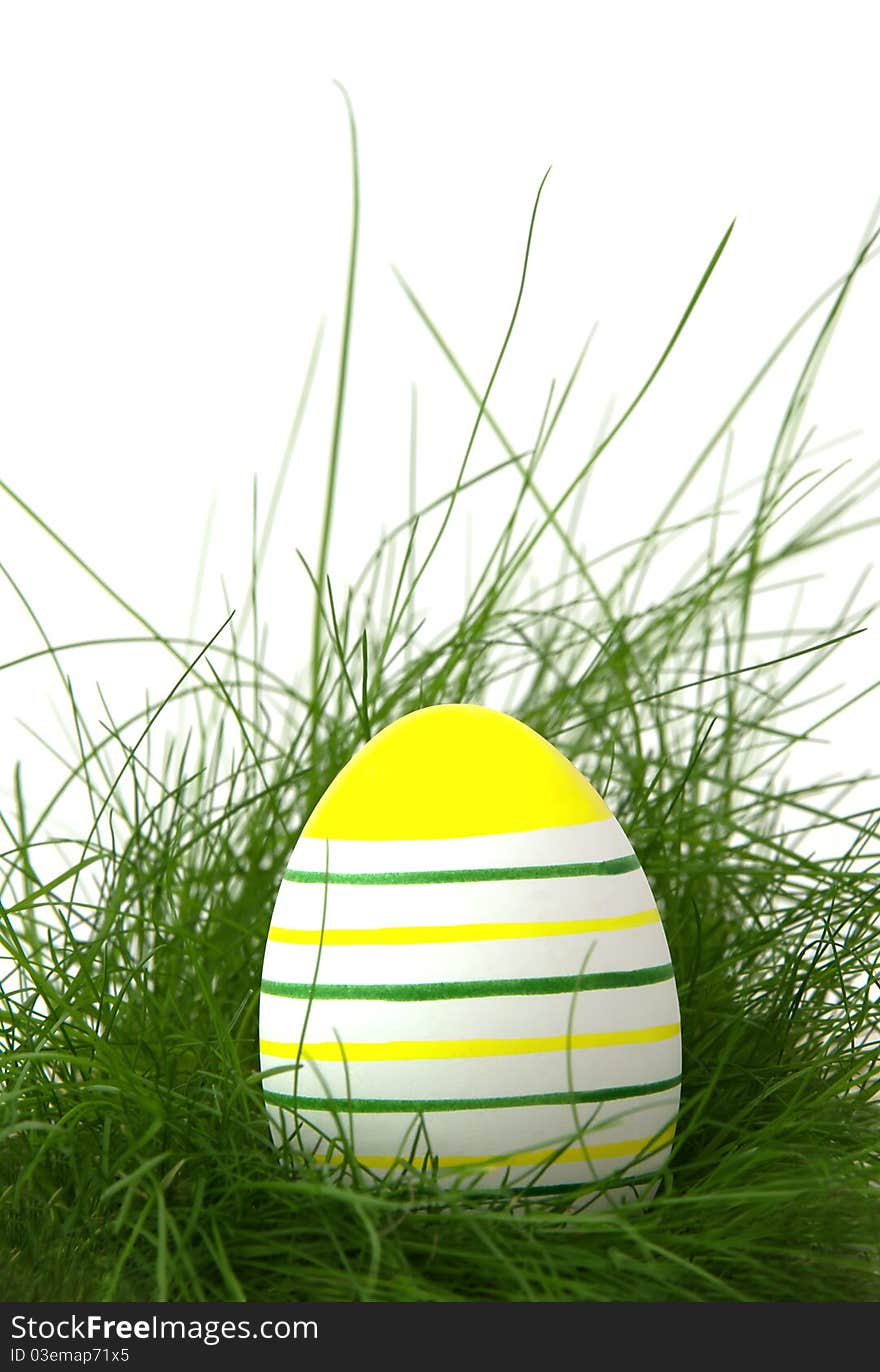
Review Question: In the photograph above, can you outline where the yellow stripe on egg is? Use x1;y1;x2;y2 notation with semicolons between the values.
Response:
260;1021;680;1062
267;908;661;945
314;1123;676;1171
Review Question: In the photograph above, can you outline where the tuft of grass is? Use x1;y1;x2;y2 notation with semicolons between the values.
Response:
2;114;880;1300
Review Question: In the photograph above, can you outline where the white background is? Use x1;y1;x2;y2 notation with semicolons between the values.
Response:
1;1;879;835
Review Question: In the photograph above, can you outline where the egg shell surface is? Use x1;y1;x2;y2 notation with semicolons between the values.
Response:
259;704;680;1200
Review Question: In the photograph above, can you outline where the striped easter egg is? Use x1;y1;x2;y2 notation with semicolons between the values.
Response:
259;703;680;1202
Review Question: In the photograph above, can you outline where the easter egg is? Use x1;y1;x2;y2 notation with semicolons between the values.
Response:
259;704;680;1202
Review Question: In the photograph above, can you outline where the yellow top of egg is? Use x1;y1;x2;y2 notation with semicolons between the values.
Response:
303;703;610;840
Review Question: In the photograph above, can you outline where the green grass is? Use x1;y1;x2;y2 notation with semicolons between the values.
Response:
2;104;880;1299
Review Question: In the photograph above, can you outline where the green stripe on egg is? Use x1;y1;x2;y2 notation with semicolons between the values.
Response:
264;1072;682;1114
260;961;675;1001
283;853;640;884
